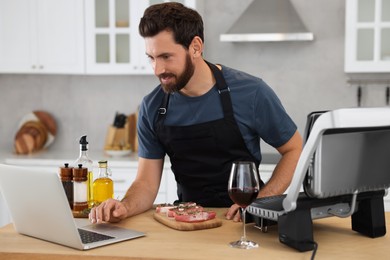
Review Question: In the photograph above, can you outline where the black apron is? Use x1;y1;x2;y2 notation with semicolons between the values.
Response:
155;61;262;207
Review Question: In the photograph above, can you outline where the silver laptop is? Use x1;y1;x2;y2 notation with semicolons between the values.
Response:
0;164;145;250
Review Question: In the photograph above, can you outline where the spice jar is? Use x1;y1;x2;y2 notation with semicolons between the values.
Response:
59;163;73;209
72;164;88;217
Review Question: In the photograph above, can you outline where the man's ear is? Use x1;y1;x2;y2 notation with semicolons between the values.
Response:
190;36;203;57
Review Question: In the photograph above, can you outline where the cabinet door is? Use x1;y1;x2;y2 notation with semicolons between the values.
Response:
163;166;178;203
0;0;38;73
110;165;176;204
85;0;196;75
85;0;152;74
0;0;84;74
345;0;390;72
37;0;85;74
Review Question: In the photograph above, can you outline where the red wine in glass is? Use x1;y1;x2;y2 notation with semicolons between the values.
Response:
228;161;260;249
228;187;259;208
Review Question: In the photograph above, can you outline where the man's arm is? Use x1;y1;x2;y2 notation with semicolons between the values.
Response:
89;157;164;223
259;130;303;197
121;157;164;216
226;130;302;221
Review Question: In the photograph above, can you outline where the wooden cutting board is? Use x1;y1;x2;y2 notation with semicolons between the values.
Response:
153;213;222;231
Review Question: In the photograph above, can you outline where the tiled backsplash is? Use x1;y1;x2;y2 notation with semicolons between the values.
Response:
0;74;158;153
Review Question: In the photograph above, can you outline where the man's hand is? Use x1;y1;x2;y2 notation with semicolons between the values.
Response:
225;204;242;222
89;199;129;223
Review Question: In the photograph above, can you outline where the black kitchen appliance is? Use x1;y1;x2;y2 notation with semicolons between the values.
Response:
248;108;390;252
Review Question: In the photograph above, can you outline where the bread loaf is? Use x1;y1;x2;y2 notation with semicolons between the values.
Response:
14;111;57;154
15;133;35;154
14;121;48;154
33;111;57;136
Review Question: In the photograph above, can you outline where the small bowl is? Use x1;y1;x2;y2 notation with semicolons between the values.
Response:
105;149;131;157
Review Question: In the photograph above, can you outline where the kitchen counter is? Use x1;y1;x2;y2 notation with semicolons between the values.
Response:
0;150;281;166
0;150;140;167
0;209;389;259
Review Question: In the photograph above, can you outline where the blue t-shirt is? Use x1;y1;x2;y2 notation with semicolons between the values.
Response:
137;64;297;162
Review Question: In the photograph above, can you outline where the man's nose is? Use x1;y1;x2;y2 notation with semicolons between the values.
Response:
153;60;165;76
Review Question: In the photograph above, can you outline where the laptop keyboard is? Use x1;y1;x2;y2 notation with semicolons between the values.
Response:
78;228;115;244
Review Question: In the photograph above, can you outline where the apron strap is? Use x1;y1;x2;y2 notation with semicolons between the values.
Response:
157;90;170;126
156;60;235;122
205;61;235;119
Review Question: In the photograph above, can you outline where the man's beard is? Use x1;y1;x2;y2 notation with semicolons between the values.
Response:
159;54;195;94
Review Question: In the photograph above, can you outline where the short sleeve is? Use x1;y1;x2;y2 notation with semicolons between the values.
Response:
137;96;166;159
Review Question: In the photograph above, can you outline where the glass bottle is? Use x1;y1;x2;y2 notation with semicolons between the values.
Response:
74;135;94;208
93;160;114;205
59;163;73;210
72;164;88;217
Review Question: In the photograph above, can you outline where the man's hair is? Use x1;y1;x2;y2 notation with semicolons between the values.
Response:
139;2;204;50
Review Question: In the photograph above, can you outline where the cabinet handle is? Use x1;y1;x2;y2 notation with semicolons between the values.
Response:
39;65;44;69
32;65;36;69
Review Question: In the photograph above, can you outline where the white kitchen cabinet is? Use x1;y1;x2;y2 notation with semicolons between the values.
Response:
85;0;148;74
109;163;178;203
345;0;390;72
85;0;196;74
0;0;85;74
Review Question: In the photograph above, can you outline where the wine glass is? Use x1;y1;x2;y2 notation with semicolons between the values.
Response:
228;161;260;249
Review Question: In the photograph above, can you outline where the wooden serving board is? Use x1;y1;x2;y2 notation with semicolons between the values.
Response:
153;213;222;231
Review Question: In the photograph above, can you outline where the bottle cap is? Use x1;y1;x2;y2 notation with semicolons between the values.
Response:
79;135;88;151
98;160;108;168
72;164;88;181
59;163;73;180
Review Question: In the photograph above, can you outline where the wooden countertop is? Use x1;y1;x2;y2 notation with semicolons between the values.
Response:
0;209;389;260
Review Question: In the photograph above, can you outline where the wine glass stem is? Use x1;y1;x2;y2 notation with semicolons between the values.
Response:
242;208;247;242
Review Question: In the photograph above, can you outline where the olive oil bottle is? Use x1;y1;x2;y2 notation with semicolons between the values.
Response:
93;160;114;204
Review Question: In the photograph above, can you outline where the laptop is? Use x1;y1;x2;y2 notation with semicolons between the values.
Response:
0;163;145;250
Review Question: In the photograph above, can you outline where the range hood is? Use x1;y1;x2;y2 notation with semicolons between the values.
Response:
220;0;314;42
